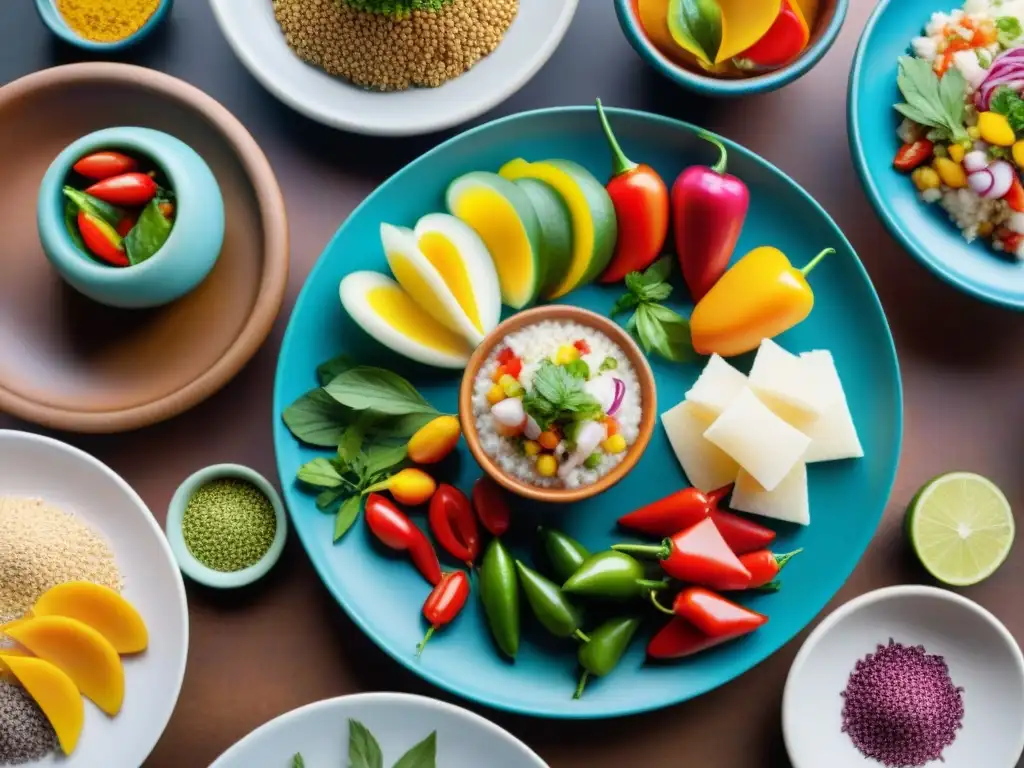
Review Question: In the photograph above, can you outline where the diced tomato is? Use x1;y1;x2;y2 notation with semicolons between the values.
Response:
492;365;506;383
503;356;523;379
1002;231;1024;253
497;347;516;365
1005;177;1024;212
573;339;591;355
893;140;934;172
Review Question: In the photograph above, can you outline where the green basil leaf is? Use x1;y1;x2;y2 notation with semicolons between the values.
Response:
370;412;437;441
325;367;437;416
292;754;305;768
64;200;88;255
333;495;362;542
315;486;348;511
361;443;409;480
610;292;640;317
894;103;945;130
316;354;357;386
634;304;659;355
644;255;673;284
638;282;673;302
62;186;123;227
938;68;967;128
645;304;696;362
348;719;384;768
283;389;350;447
680;0;722;63
337;423;367;465
297;457;344;488
124;199;173;266
392;731;438;768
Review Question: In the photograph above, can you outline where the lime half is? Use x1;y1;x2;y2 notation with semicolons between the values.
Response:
907;472;1015;586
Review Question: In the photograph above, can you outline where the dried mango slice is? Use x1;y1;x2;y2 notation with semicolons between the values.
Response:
716;0;783;63
28;581;149;654
0;654;84;755
4;615;125;716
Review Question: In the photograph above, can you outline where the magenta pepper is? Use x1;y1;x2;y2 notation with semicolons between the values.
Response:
672;133;750;302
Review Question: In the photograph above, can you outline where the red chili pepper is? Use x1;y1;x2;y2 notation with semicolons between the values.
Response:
893;140;934;173
709;507;777;555
672;133;750;302
647;609;765;660
85;172;159;207
663;587;768;637
1006;177;1024;212
735;0;810;69
614;518;751;590
471;477;511;537
429;484;480;566
417;570;470;656
739;548;802;590
617;485;729;537
364;493;441;585
115;215;137;238
573;339;591;355
594;99;669;284
72;151;138;181
77;210;129;267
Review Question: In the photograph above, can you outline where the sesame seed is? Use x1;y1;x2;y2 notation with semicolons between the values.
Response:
0;680;58;764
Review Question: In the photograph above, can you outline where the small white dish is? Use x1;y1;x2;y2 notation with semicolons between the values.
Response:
209;692;549;767
0;430;188;767
208;0;578;136
783;585;1024;768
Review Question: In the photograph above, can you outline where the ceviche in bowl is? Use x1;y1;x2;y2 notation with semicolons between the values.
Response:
459;305;656;503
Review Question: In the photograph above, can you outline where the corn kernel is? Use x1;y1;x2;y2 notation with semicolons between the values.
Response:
967;126;981;140
911;166;941;191
554;345;580;365
536;454;558;477
523;440;541;457
933;157;967;189
979;111;1016;147
487;384;506;405
1012;141;1024;169
538;430;560;451
499;374;523;397
948;143;965;163
602;434;627;454
978;221;995;237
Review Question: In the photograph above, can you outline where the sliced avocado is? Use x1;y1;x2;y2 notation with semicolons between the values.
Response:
514;177;574;299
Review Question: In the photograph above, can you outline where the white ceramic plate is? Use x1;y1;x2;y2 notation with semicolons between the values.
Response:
783;585;1024;768
0;430;188;767
210;692;549;767
208;0;578;136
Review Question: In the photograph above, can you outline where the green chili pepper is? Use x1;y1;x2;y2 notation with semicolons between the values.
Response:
63;200;88;254
562;550;668;601
63;186;123;227
538;526;591;584
575;616;641;699
479;538;520;659
514;560;589;642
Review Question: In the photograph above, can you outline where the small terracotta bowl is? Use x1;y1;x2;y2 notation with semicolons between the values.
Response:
459;305;657;504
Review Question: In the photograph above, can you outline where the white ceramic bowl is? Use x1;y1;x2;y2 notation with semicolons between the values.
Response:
783;585;1024;768
0;430;188;767
209;692;549;767
208;0;578;136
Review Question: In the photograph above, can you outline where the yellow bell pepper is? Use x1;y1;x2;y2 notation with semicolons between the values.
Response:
690;246;835;357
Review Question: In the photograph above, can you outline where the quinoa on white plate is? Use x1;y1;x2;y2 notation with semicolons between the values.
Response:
894;0;1024;259
471;320;642;490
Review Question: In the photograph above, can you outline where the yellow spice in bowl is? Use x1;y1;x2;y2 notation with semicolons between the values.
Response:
56;0;161;43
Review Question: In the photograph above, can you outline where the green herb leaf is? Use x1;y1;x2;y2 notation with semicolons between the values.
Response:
392;731;438;768
997;16;1022;46
637;304;696;362
338;423;367;465
124;199;173;265
563;359;590;380
361;443;409;480
669;0;722;64
894;56;969;143
598;356;618;373
371;412;438;441
348;719;384;768
333;495;362;541
325;367;438;416
292;754;305;768
316;486;349;511
610;292;640;317
643;255;673;285
62;186;123;227
297;457;344;488
63;200;88;255
990;86;1024;133
317;354;357;386
283;389;350;447
523;360;603;429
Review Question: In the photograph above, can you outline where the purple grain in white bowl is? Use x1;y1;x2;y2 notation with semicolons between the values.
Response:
783;585;1024;768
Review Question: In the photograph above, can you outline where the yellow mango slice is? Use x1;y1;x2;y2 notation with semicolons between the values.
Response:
4;615;125;716
29;581;149;654
716;0;783;63
0;654;84;755
0;647;29;680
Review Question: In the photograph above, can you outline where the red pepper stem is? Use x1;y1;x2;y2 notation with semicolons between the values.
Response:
611;543;670;560
574;628;591;644
574;671;590;700
595;98;638;177
649;591;675;616
699;132;729;175
773;549;803;572
416;626;436;657
800;248;835;277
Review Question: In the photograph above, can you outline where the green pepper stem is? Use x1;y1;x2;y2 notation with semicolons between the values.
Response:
773;549;803;572
800;248;835;277
612;543;668;560
757;580;782;593
649;591;675;616
699;132;729;175
636;579;668;592
574;670;590;700
596;99;638;178
574;628;591;644
361;477;391;495
416;626;435;657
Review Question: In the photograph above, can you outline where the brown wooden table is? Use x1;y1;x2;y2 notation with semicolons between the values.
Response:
2;1;1022;765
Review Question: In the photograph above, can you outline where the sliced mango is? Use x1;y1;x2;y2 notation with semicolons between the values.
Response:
4;615;125;716
498;159;617;299
29;581;148;654
0;647;29;680
716;0;783;63
513;178;573;298
0;654;84;755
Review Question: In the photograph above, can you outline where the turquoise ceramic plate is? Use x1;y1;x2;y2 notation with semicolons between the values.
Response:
273;107;902;719
850;0;1024;309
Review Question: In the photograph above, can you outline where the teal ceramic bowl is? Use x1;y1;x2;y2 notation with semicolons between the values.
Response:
850;0;1024;309
34;0;172;51
165;464;288;589
38;126;225;309
273;106;903;719
614;0;848;97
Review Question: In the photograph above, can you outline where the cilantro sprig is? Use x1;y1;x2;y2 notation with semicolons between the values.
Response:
610;257;696;363
523;360;603;430
991;85;1024;133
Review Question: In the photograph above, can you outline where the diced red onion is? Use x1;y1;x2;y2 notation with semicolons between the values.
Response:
963;150;988;173
969;169;994;196
608;378;626;416
986;160;1015;198
584;374;616;412
975;48;1024;109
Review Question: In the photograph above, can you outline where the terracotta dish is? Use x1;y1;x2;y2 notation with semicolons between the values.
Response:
0;63;288;433
459;305;657;504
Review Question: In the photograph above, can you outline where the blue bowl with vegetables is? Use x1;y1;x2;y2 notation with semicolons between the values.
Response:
37;126;225;309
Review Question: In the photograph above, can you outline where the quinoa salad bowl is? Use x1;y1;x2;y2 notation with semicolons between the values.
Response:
460;305;656;503
851;0;1024;307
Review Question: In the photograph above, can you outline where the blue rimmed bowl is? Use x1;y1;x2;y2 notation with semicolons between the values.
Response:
38;126;225;309
614;0;848;97
34;0;173;51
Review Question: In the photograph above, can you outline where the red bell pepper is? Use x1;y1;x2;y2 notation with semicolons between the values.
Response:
614;518;751;590
417;570;470;656
471;477;511;537
709;507;777;555
85;172;159;207
73;151;138;181
735;0;810;70
77;210;129;267
595;99;669;284
428;484;480;566
672;133;750;302
738;548;802;590
1006;177;1024;212
617;485;730;537
647;610;765;660
659;587;768;637
364;493;442;586
893;140;934;173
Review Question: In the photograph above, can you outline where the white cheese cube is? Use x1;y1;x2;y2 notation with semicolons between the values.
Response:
799;351;864;462
660;401;739;493
730;464;810;526
749;338;837;422
703;388;811;492
685;354;748;419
